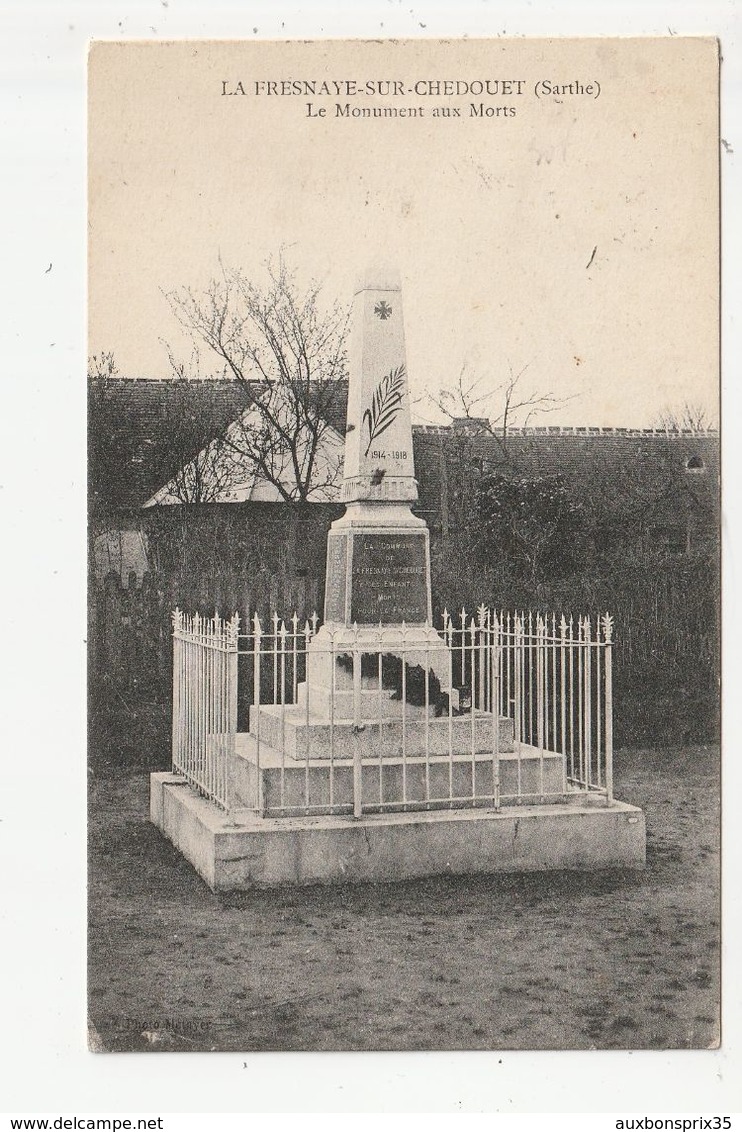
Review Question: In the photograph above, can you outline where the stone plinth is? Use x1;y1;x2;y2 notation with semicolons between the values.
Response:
246;705;514;761
231;734;563;816
324;509;432;626
302;620;451;699
150;771;647;891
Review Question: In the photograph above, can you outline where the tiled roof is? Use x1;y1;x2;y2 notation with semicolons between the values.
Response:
411;428;720;518
88;376;349;510
89;376;719;512
415;423;719;437
89;378;251;510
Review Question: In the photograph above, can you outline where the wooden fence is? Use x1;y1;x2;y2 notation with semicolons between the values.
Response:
89;549;719;749
88;566;322;703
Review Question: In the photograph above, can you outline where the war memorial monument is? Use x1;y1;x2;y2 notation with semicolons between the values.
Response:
150;266;646;889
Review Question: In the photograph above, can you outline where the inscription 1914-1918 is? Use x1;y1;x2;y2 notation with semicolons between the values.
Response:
350;532;428;624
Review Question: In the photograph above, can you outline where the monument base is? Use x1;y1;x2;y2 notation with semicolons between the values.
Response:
150;772;646;891
323;503;433;626
246;705;515;761
231;733;559;814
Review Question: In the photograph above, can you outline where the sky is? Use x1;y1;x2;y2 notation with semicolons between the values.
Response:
88;37;720;429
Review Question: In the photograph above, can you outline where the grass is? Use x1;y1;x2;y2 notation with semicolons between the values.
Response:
88;744;720;1051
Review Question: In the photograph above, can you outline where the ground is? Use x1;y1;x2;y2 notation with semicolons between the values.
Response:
88;743;720;1052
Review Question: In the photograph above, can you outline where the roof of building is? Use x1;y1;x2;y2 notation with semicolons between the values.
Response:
88;376;348;510
412;426;719;520
89;376;719;513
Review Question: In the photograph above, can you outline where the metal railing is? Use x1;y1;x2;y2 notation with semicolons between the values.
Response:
171;609;239;809
488;609;614;804
170;606;614;818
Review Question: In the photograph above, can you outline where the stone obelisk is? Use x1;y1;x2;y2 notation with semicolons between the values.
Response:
323;264;434;630
302;264;448;717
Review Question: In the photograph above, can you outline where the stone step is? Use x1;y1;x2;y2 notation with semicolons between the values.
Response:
232;733;564;815
297;680;444;721
247;703;515;761
295;681;475;720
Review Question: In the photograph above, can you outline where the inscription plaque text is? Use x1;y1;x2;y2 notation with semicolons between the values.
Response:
350;532;428;624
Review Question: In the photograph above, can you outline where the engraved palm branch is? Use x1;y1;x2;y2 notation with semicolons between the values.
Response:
362;364;406;457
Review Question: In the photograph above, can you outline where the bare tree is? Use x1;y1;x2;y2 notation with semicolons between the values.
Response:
164;257;350;505
655;401;716;432
88;350;119;383
426;361;573;462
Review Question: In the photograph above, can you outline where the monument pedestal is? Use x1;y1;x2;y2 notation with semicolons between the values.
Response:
248;705;512;760
323;504;431;624
298;622;452;721
150;773;647;891
303;495;454;725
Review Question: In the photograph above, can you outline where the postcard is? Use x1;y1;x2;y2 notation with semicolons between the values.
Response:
88;36;719;1054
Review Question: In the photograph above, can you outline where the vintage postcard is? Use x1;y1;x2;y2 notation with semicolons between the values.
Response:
88;37;720;1054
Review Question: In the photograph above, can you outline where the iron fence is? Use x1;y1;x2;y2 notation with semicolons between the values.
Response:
170;606;614;818
171;609;239;808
